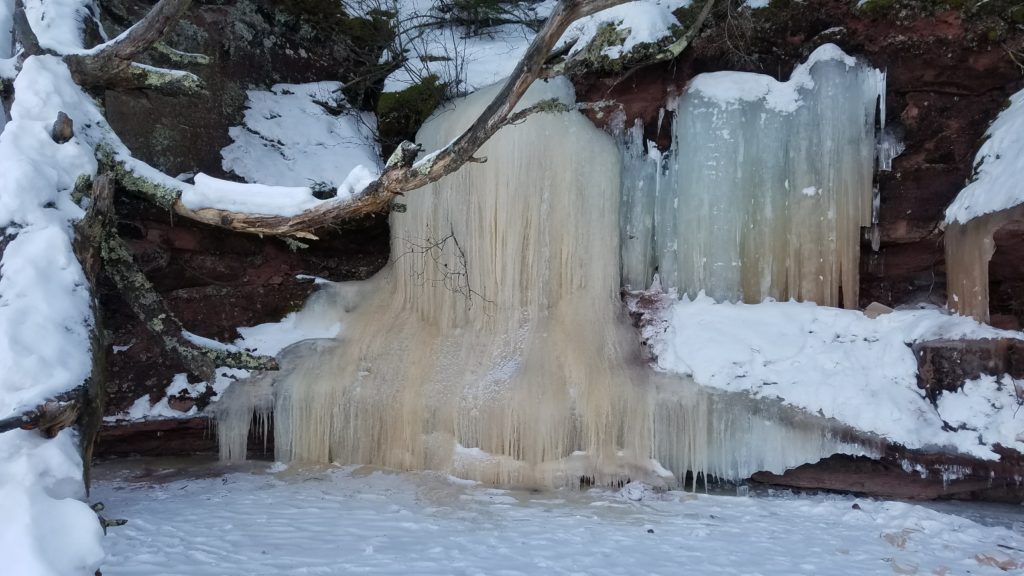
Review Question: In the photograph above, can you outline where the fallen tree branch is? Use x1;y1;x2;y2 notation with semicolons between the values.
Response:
101;62;204;95
71;175;111;491
499;98;622;128
85;173;279;380
12;0;48;58
104;0;635;237
0;399;80;437
14;0;205;94
101;227;279;379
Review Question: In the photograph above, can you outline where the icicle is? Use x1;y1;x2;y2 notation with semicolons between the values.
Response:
620;44;885;308
877;128;905;172
652;376;876;484
619;119;658;290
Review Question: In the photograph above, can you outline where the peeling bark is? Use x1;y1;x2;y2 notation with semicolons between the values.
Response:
71;175;111;491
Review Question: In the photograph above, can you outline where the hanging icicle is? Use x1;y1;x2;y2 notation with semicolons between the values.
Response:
621;44;885;307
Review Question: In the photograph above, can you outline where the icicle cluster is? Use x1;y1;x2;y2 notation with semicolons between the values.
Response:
620;44;885;307
220;79;657;487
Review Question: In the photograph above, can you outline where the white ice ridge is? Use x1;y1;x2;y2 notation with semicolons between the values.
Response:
649;294;1024;459
945;87;1024;225
619;43;885;308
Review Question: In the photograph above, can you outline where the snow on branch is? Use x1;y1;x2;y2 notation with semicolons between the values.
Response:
14;0;203;94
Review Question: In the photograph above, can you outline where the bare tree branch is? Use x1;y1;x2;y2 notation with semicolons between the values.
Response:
83;173;279;380
108;0;637;237
0;398;80;437
60;0;200;93
12;0;46;57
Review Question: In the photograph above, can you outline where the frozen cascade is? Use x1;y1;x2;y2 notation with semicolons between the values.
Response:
619;118;662;291
620;44;886;306
217;76;876;488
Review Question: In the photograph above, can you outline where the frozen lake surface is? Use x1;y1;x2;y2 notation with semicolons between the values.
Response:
91;460;1024;575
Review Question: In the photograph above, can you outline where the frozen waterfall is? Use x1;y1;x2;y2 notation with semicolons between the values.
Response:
217;65;880;489
620;44;885;308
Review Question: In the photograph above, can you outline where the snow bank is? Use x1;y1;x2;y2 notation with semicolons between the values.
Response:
936;375;1024;458
0;55;107;573
649;294;1024;458
0;56;98;418
383;2;537;93
0;430;105;575
221;82;380;190
945;88;1024;224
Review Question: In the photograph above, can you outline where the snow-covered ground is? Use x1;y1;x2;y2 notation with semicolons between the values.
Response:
93;462;1024;575
220;81;381;191
644;293;1024;459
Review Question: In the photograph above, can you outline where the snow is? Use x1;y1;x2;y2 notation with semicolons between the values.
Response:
182;174;329;217
93;464;1024;575
384;0;691;93
0;55;14;79
558;0;691;60
22;0;92;53
648;294;1024;458
0;52;106;576
234;308;342;357
936;375;1024;457
0;56;99;419
0;429;105;575
945;87;1024;224
688;43;860;113
221;82;380;190
384;2;537;93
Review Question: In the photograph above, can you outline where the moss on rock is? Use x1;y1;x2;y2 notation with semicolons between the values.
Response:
376;76;449;158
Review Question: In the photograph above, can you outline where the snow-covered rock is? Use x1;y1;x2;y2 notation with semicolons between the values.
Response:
645;293;1024;459
945;87;1024;225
